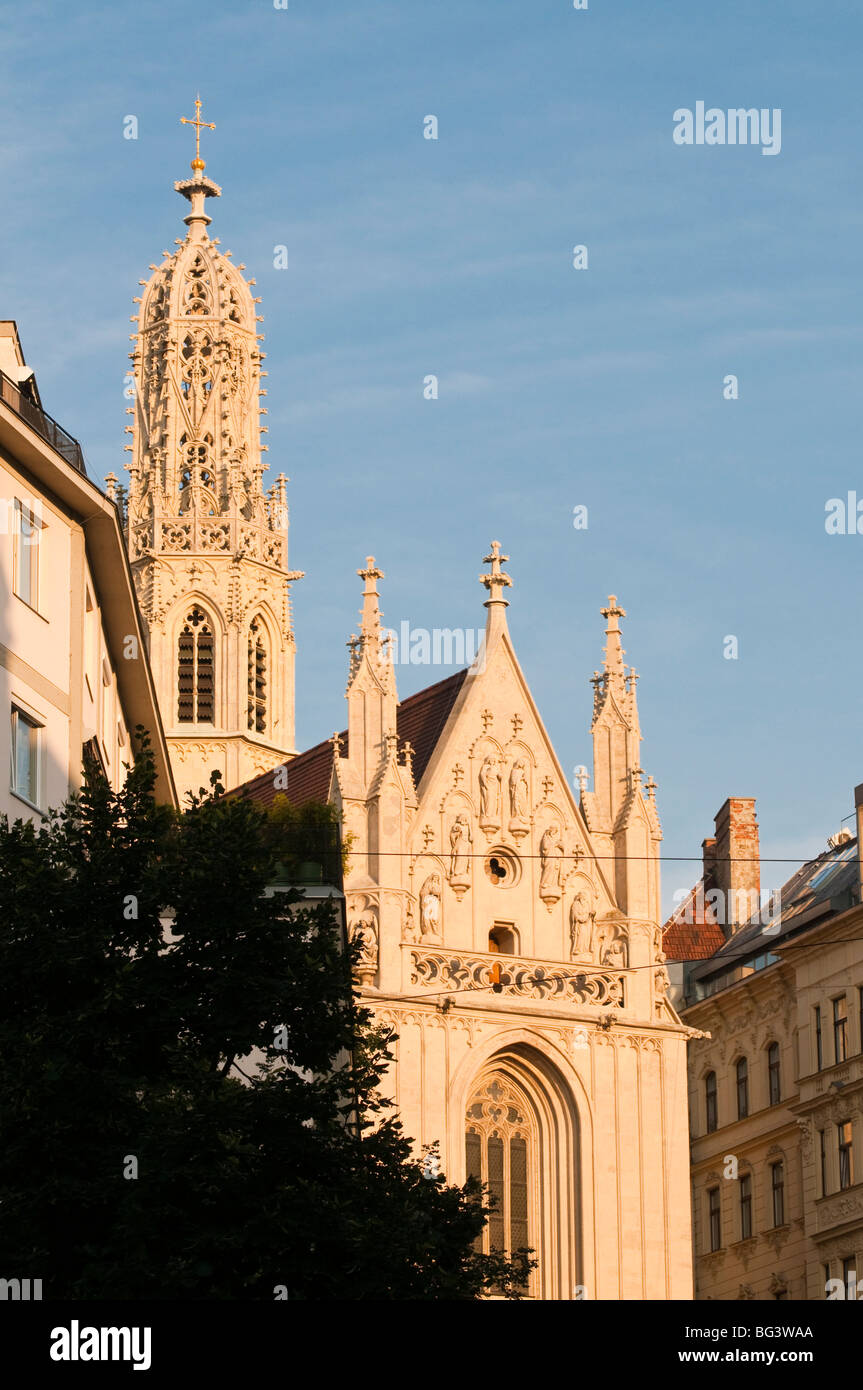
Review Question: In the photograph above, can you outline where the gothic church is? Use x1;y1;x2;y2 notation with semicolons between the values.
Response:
123;119;694;1300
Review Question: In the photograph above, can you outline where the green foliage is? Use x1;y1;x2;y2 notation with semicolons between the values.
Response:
0;732;533;1300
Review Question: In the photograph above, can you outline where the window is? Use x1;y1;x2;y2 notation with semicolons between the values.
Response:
843;1257;857;1301
484;849;520;886
488;924;517;955
247;618;267;734
767;1042;781;1106
815;1005;823;1070
820;1128;828;1196
838;1121;853;1191
823;1262;832;1299
736;1057;749;1120
708;1187;721;1252
859;987;863;1055
833;996;848;1064
466;1074;533;1289
705;1071;718;1134
10;706;40;805
13;500;40;608
739;1173;752;1240
177;607;215;723
770;1160;785;1227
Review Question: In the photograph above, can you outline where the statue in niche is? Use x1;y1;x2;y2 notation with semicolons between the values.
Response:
601;929;629;970
539;824;564;902
508;759;529;832
478;755;501;826
569;887;597;961
403;899;419;944
419;873;443;938
351;915;378;986
449;814;472;888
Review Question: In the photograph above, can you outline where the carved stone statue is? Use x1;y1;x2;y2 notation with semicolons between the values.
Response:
448;814;472;889
419;873;442;938
351;915;378;986
601;929;628;969
403;899;419;944
508;759;529;833
539;824;563;902
569;887;596;961
478;755;501;827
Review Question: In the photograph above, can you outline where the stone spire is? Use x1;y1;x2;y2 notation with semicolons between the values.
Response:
588;596;641;828
600;595;627;694
339;555;397;795
479;540;512;640
357;556;385;659
583;595;660;918
122;103;303;802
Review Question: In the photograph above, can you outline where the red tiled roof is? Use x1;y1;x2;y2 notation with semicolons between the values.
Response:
662;883;726;961
229;668;467;808
658;884;728;961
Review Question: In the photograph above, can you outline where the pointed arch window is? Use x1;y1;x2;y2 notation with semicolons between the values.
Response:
178;606;215;723
465;1074;533;1290
247;617;268;734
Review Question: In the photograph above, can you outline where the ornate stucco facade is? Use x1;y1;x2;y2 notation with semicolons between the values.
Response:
667;796;863;1301
123;114;302;803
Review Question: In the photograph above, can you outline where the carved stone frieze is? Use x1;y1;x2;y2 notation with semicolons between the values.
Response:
410;947;625;1007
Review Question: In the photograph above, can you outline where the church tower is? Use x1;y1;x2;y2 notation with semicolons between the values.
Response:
120;103;302;802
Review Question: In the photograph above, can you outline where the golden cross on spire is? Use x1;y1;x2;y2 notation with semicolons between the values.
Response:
180;96;216;172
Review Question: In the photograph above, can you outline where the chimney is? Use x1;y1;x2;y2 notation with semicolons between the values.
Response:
855;783;863;901
712;798;760;937
702;837;717;897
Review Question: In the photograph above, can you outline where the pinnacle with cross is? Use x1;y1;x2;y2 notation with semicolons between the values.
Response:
479;540;512;604
181;96;216;174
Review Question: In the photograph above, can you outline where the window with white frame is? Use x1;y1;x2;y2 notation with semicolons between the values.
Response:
13;500;40;608
10;705;41;806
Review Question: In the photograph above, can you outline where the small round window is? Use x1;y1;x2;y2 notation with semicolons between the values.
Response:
484;848;520;887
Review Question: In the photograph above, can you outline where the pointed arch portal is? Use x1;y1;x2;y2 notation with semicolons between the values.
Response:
459;1039;585;1300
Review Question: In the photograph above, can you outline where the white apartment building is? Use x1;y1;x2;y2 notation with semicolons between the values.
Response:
0;320;175;820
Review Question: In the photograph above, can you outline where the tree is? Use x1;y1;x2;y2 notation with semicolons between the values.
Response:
0;734;532;1299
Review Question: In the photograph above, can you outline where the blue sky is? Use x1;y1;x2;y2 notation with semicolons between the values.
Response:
2;0;861;911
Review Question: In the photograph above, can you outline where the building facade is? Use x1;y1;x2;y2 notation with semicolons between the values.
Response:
121;118;696;1299
235;557;695;1299
666;795;863;1301
0;321;174;821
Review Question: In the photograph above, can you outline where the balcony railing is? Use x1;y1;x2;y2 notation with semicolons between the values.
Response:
0;367;86;474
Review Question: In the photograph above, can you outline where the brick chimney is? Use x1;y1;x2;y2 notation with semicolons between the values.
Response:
704;799;760;937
